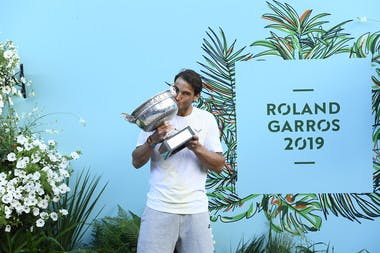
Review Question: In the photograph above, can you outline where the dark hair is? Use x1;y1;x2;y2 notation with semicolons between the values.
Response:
174;69;202;95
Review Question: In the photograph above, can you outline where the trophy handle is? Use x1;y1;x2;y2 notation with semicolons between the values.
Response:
169;85;177;97
121;112;136;123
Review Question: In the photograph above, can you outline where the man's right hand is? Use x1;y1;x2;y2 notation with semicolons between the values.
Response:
132;121;173;169
149;121;173;144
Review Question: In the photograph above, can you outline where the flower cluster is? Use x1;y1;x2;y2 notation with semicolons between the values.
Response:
0;123;80;232
0;40;27;115
0;125;80;232
0;40;81;234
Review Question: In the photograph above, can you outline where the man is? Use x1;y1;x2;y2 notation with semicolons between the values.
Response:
132;69;225;253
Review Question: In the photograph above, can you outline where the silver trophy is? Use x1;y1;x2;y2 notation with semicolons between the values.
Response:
122;87;195;159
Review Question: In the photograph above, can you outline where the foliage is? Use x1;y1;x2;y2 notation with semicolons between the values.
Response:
233;230;336;253
90;205;140;253
0;110;80;232
234;235;266;253
349;31;380;192
197;26;256;222
0;40;27;115
251;0;353;59
0;168;107;253
0;39;107;252
46;168;108;251
0;40;80;236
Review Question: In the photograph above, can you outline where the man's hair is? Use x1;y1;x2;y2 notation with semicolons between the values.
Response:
174;69;202;96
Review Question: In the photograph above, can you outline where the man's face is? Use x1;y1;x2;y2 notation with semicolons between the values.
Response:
173;77;199;116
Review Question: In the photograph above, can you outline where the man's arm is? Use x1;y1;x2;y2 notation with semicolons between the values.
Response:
131;122;172;169
132;140;154;169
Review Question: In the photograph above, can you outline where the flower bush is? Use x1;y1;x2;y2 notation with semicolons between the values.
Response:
0;126;80;232
0;39;80;234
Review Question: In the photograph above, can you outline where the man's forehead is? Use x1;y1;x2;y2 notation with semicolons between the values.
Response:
174;79;194;92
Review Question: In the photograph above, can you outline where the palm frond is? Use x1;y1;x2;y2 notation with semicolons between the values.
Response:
261;194;322;235
350;32;380;126
252;1;352;60
318;193;380;222
51;168;108;250
197;27;253;218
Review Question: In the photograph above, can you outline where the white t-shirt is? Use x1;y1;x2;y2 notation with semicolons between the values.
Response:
136;107;223;214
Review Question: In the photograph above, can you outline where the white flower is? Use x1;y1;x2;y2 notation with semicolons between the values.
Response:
0;172;7;180
33;207;40;216
59;168;70;178
32;172;40;180
16;135;27;145
58;183;70;194
39;143;47;151
3;50;14;59
48;154;58;162
36;187;44;196
2;86;11;94
2;194;12;204
38;199;48;209
24;142;33;151
36;218;45;228
40;212;49;220
7;152;16;162
13;202;23;214
70;151;80;160
59;159;69;169
13;190;22;199
50;212;58;221
79;118;87;126
42;166;50;172
4;206;12;216
59;209;68;216
5;225;11;232
31;153;41;163
16;157;30;169
48;140;55;146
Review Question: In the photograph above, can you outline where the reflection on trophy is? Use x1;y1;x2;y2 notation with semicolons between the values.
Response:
122;87;195;159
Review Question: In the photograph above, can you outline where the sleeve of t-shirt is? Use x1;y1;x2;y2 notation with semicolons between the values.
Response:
204;113;223;153
136;130;152;147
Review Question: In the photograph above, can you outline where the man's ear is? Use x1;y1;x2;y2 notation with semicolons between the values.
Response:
193;94;200;102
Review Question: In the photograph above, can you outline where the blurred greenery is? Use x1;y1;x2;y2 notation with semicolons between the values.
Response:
89;205;140;253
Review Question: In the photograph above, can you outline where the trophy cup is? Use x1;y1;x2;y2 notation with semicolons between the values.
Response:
122;87;195;159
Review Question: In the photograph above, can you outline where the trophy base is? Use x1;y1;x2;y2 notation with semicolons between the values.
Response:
159;126;195;159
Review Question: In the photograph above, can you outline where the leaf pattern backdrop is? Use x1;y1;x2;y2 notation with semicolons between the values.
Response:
197;0;380;247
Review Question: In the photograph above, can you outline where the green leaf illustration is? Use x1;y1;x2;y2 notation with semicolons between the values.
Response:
198;0;380;235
